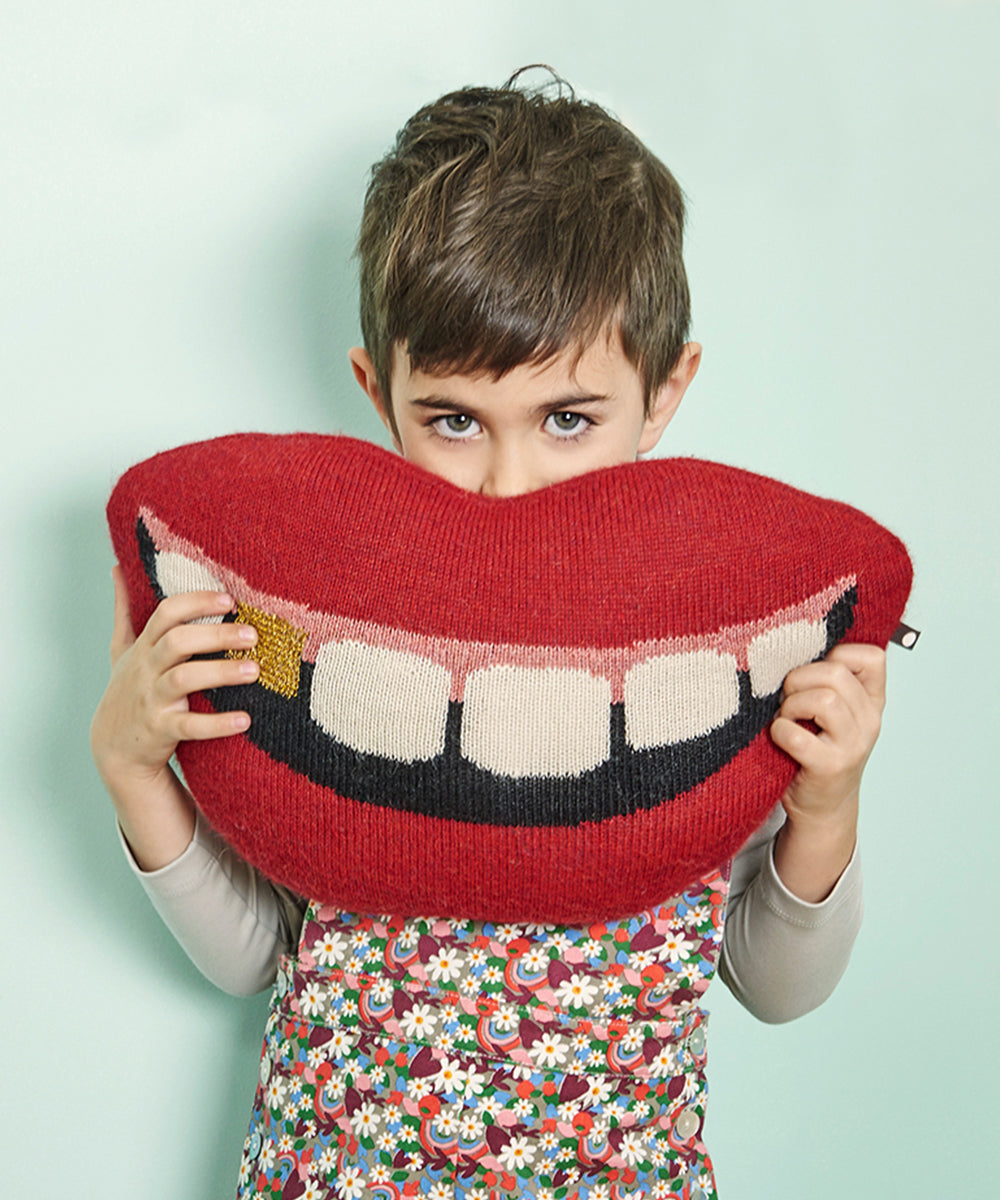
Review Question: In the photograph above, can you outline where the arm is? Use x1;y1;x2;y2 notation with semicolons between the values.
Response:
90;567;260;870
718;643;885;1022
91;567;303;993
119;806;306;996
718;803;862;1023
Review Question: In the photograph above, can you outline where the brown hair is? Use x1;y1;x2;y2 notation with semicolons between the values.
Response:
357;68;690;431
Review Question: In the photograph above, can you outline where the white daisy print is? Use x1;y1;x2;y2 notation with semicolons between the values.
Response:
618;1130;644;1166
426;949;462;983
554;972;599;1009
498;1134;536;1171
459;1112;484;1140
351;1101;380;1138
530;1032;570;1068
585;1076;613;1105
311;930;348;966
399;1002;437;1039
335;1164;365;1199
661;930;694;961
298;982;325;1018
435;1057;466;1095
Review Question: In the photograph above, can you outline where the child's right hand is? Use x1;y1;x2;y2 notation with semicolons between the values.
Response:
90;566;259;870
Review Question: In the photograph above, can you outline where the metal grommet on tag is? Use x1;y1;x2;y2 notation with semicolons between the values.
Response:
890;622;921;650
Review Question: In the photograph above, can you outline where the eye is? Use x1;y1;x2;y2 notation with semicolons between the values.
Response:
545;411;591;438
431;413;481;439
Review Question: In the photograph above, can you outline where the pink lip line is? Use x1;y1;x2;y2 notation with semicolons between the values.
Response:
143;508;854;703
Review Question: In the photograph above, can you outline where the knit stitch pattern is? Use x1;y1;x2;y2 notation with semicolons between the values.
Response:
106;434;913;921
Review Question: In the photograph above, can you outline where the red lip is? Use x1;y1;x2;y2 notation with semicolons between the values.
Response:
108;434;913;921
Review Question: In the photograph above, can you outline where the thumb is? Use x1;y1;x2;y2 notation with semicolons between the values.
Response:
109;565;136;663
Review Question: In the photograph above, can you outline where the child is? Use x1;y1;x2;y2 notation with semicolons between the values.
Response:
91;71;885;1199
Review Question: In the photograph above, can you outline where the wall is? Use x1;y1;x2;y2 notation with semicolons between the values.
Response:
2;2;997;1194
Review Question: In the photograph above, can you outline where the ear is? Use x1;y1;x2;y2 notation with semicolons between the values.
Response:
637;342;702;455
348;346;399;445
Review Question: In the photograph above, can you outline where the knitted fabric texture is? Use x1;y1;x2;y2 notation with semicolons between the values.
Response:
106;434;913;922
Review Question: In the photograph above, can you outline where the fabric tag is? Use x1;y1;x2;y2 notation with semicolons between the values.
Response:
890;622;921;650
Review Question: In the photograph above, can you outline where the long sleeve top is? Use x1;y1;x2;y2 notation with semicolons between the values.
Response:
118;802;862;1023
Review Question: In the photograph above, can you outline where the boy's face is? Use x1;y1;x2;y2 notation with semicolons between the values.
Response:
349;333;700;497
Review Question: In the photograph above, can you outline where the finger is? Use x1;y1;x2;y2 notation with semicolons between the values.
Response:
158;655;260;704
109;566;136;662
143;590;237;643
825;643;887;708
781;658;869;709
770;713;829;770
775;686;857;743
151;619;258;672
171;708;252;742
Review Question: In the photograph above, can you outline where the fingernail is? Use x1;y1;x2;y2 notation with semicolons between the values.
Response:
239;660;259;677
233;713;251;731
217;592;234;608
237;625;257;642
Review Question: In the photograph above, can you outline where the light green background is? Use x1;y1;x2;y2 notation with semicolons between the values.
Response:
3;2;997;1195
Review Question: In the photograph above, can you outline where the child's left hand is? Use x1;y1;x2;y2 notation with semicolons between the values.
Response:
768;643;887;901
771;642;886;822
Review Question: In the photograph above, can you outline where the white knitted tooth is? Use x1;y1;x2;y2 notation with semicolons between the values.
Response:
310;641;452;762
461;665;611;778
154;551;226;623
624;650;740;749
747;619;828;698
155;550;224;597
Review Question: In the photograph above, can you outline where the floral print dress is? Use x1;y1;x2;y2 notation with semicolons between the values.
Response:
237;867;728;1200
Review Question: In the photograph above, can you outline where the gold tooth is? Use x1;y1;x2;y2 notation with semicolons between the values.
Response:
226;602;307;699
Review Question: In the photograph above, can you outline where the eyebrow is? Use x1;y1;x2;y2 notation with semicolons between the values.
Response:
408;393;614;415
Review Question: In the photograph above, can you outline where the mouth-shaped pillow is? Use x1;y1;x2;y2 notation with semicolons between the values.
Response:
107;434;912;922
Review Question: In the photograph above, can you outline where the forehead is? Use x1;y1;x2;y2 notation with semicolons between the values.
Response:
390;328;639;397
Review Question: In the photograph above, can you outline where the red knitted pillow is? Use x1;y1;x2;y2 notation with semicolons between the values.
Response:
107;434;912;922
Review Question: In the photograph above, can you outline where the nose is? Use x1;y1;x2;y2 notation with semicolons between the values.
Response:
478;443;538;498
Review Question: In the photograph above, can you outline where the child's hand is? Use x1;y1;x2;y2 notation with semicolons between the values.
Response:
92;567;259;781
768;643;887;901
771;642;886;822
90;567;259;870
